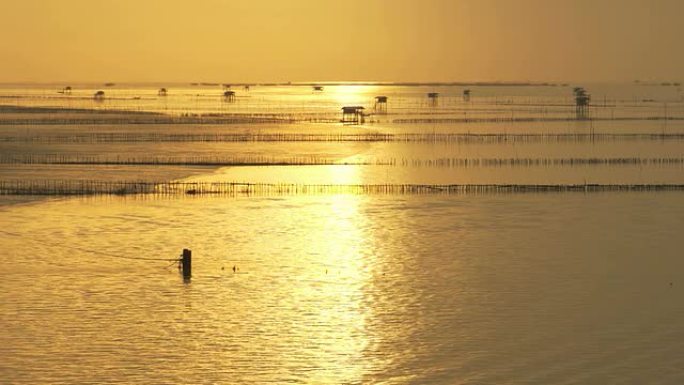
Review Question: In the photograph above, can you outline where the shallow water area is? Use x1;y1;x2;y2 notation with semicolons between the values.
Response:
2;83;684;384
2;193;684;384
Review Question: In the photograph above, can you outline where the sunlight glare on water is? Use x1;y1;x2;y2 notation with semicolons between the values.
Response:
2;82;684;384
2;193;684;384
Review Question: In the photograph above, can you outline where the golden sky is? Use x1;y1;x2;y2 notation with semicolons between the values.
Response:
1;0;682;83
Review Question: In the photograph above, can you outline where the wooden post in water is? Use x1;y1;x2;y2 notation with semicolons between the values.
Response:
182;249;192;278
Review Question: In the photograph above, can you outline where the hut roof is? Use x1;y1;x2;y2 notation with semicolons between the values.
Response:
341;106;365;112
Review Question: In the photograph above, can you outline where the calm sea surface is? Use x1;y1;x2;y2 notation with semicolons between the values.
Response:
1;83;684;384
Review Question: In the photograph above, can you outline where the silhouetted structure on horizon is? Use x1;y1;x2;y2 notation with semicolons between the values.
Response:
374;96;388;113
158;88;168;96
428;92;439;106
463;89;471;102
574;87;591;119
93;90;105;101
224;90;236;102
341;106;365;124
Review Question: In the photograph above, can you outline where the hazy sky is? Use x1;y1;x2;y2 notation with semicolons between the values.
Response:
1;0;682;83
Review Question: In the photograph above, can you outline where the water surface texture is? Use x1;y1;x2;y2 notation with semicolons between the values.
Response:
2;83;684;384
2;194;684;384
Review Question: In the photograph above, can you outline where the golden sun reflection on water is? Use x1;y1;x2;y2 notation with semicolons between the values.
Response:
329;85;378;107
304;193;373;382
4;193;684;384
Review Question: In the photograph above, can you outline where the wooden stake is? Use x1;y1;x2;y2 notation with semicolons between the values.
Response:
182;249;192;278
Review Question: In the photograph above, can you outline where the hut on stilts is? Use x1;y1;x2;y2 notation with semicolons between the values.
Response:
341;106;365;124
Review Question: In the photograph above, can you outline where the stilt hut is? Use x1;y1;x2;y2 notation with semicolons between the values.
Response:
374;96;388;113
158;88;168;96
224;90;236;102
93;90;105;100
463;89;471;101
341;106;365;124
427;92;439;106
573;87;590;119
62;86;72;95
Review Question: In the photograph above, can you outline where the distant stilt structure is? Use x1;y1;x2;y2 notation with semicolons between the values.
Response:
61;86;72;95
244;85;250;91
374;96;388;114
93;90;105;101
341;106;365;124
463;89;471;102
428;92;439;106
574;87;591;119
158;88;168;96
313;85;324;92
224;90;236;102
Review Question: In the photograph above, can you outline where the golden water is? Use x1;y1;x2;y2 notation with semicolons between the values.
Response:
2;194;684;384
2;83;684;384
